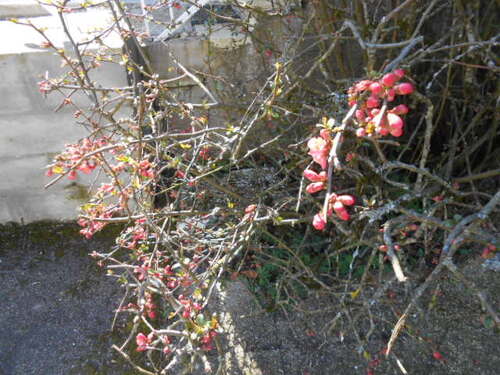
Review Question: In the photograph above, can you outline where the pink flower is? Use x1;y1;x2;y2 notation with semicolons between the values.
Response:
100;183;114;193
38;80;52;94
433;351;444;361
245;204;257;214
136;333;151;351
307;137;330;170
135;266;150;281
355;109;366;122
182;307;191;318
371;112;388;128
78;162;93;174
356;128;367;137
319;129;331;141
387;113;404;130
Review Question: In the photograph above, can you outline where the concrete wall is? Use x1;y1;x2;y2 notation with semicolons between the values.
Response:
0;4;127;223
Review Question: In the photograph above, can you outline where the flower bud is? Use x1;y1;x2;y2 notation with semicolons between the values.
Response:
369;82;383;95
395;82;414;95
306;182;325;194
391;104;409;115
387;88;396;102
312;213;326;230
366;96;380;108
303;169;327;182
381;73;399;87
355;80;373;92
333;201;350;220
355;109;366;122
394;69;405;79
337;195;355;206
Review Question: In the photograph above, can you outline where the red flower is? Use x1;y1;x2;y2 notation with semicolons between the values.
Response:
136;333;151;351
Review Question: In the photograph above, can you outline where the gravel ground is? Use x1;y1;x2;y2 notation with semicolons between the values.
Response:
0;223;126;375
1;222;498;375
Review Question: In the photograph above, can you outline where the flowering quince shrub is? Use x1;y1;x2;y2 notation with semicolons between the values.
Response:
23;0;500;373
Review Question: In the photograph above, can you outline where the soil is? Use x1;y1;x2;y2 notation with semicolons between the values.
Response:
212;264;500;375
0;222;498;375
0;222;128;375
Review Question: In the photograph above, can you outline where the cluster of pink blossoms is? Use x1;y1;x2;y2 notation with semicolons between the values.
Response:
136;332;172;353
77;204;119;238
305;129;356;230
46;137;109;180
348;69;414;138
179;294;203;319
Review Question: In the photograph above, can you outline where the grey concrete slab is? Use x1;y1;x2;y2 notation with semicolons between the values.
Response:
0;0;50;19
